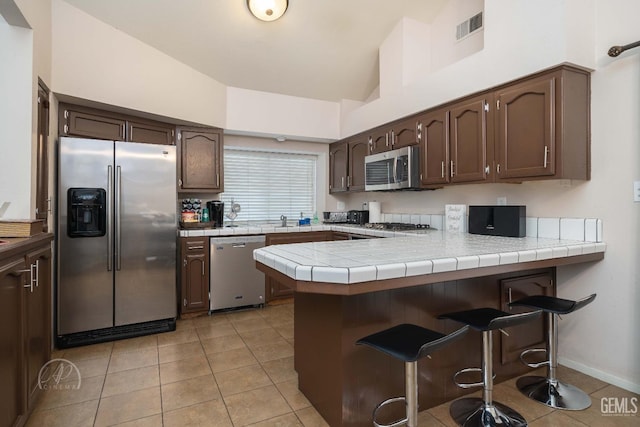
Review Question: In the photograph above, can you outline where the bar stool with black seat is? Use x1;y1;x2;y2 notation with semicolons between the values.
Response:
438;308;542;427
508;293;597;410
356;324;469;427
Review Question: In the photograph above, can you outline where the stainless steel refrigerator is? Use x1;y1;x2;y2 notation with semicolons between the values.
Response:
57;137;177;346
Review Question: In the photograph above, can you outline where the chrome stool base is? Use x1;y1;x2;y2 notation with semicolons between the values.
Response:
450;397;527;427
516;376;591;410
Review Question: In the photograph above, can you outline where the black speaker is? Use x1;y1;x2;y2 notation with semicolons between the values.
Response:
468;206;526;237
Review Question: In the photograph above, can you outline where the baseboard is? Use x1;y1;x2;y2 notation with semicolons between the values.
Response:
559;357;640;394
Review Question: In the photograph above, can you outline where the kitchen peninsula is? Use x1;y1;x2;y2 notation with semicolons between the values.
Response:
254;228;605;427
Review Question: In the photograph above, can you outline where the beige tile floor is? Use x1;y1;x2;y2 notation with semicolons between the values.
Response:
29;301;638;427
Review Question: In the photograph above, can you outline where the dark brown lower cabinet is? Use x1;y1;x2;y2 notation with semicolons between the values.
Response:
265;231;332;302
180;237;210;315
0;234;53;427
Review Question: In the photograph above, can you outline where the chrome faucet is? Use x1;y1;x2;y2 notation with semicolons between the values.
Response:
280;215;287;227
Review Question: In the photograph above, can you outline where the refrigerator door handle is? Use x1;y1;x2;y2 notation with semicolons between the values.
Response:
115;165;122;271
107;165;113;271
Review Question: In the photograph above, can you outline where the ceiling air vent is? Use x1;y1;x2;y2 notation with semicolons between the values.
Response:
456;12;483;41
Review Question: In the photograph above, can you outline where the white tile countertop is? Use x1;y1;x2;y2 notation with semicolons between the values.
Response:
253;232;606;284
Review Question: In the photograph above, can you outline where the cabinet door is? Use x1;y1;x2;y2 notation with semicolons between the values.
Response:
60;107;126;141
180;238;210;313
500;272;554;365
36;84;50;232
0;257;26;427
369;127;390;154
128;120;174;145
496;76;555;179
265;232;331;301
24;246;52;410
348;137;368;191
450;95;490;183
391;117;419;149
418;109;449;187
329;141;348;193
179;128;223;192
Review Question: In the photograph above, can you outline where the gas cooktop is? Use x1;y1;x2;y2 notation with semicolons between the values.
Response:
363;222;432;231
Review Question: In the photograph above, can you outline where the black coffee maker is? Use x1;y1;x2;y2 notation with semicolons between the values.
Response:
207;201;224;228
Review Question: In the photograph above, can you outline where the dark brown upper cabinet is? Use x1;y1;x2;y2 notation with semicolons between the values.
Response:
417;108;450;187
329;141;348;193
177;127;223;192
390;116;419;149
347;136;368;192
60;107;126;141
495;67;590;181
329;134;368;193
368;126;390;154
450;93;492;184
127;120;174;145
59;103;175;145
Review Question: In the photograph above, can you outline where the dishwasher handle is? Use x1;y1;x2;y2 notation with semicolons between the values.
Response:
232;243;247;248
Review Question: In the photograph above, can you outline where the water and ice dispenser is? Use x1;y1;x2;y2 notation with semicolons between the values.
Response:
67;188;107;237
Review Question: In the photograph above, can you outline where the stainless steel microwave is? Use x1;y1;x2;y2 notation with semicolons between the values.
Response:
364;146;420;191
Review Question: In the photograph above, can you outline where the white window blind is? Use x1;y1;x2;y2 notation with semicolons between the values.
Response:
221;148;317;222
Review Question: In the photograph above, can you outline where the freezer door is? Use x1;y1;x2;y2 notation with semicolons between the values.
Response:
114;142;177;325
58;137;115;334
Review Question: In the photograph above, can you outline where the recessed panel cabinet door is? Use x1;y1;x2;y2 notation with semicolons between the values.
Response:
180;238;210;314
329;142;348;193
179;128;223;192
348;137;368;191
391;116;419;149
0;257;26;427
24;246;52;410
418;109;449;187
450;95;490;183
496;76;555;179
128;121;174;145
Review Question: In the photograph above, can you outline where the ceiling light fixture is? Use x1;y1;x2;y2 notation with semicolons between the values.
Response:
247;0;288;22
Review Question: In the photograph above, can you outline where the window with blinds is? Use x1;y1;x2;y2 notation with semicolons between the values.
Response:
221;148;317;222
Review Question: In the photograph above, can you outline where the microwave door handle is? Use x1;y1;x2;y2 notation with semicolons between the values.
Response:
394;157;400;184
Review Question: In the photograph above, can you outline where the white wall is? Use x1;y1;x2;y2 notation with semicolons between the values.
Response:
341;0;596;137
0;16;33;219
333;0;640;393
51;0;227;128
226;87;339;142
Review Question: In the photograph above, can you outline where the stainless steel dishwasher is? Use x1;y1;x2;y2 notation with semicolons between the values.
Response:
209;235;265;311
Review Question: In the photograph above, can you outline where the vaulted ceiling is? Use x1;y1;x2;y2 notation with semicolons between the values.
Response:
63;0;448;102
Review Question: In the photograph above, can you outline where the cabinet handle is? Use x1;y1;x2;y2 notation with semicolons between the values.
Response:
216;173;220;187
188;245;204;250
441;161;445;178
347;176;351;187
543;146;549;168
485;165;490;175
450;161;454;178
33;260;39;288
183;298;187;307
390;130;395;146
178;178;183;187
64;109;69;119
202;261;205;276
129;125;133;139
497;164;501;174
63;124;69;134
385;133;389;147
508;287;513;307
496;100;501;110
183;259;187;267
341;177;345;188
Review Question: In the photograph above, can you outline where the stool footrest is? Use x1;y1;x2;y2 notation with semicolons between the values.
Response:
520;348;549;369
453;367;490;389
373;397;408;427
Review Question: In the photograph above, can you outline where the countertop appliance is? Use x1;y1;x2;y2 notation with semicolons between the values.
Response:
323;211;348;223
364;222;432;231
210;235;265;311
365;146;420;191
468;205;526;237
57;137;177;347
347;210;369;225
207;201;224;228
